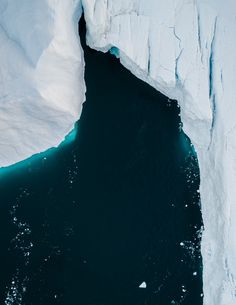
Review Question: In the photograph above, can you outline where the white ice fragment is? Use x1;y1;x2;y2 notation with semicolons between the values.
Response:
139;282;147;289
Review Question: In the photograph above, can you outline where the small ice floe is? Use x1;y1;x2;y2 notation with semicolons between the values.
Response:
193;271;197;276
182;285;187;293
139;282;147;288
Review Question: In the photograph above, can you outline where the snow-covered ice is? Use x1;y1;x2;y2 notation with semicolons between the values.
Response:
1;0;236;304
0;0;85;167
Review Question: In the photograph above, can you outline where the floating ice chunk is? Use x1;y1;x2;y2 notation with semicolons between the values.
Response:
139;282;147;288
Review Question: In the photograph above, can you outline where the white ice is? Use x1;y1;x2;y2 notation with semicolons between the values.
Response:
0;0;85;167
1;1;236;304
139;282;147;289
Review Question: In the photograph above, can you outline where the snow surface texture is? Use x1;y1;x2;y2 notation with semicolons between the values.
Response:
82;1;236;304
0;0;85;167
1;0;236;304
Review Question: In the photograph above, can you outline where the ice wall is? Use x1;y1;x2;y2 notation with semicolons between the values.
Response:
0;0;85;167
82;1;236;304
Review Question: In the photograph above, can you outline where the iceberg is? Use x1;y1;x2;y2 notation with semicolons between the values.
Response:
0;0;85;167
82;1;236;304
1;0;236;304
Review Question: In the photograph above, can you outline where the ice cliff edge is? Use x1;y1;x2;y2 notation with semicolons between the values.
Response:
1;1;236;304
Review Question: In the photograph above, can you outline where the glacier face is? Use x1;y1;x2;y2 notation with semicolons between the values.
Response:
82;1;236;304
1;0;236;304
0;0;85;167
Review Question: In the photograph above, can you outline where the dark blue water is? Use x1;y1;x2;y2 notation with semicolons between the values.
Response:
0;20;202;305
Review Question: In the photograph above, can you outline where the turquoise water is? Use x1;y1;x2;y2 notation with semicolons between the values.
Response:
0;126;78;178
0;20;202;305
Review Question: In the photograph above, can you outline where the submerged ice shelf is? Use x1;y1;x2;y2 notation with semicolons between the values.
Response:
0;124;78;177
0;0;236;304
